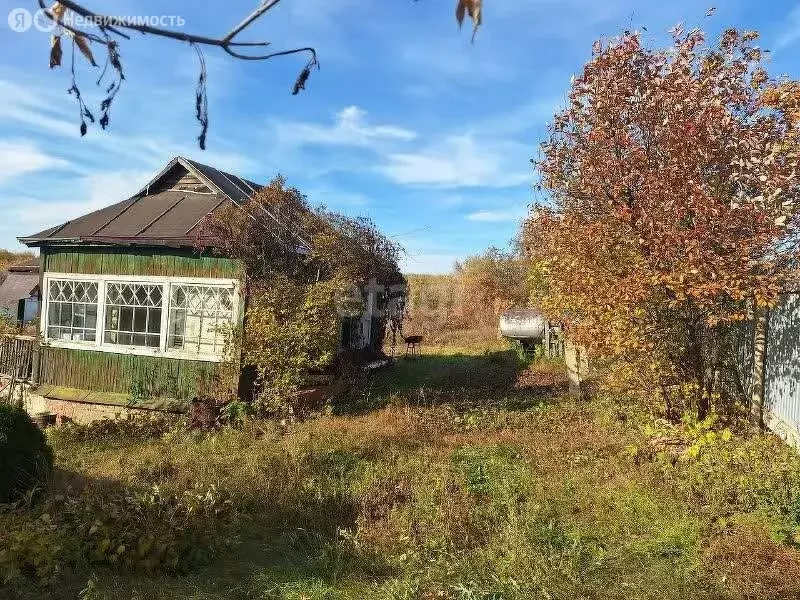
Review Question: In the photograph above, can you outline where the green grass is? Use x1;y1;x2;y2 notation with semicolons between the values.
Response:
4;347;800;599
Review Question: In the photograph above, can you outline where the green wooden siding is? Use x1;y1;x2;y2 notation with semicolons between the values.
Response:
38;246;244;403
43;247;242;279
39;346;219;401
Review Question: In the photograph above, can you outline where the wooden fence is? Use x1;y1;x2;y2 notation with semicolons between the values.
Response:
0;335;36;381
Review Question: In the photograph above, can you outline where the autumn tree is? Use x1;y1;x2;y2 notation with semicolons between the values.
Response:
455;247;528;327
525;27;800;419
199;176;404;411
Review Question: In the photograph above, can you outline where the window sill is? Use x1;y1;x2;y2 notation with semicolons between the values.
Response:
41;339;226;363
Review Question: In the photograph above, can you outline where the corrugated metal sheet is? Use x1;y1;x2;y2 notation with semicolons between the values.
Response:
764;294;800;437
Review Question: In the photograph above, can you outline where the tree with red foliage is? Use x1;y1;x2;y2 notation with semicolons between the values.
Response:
525;27;800;418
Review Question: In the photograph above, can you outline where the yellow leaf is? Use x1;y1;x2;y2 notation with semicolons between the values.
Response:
50;1;66;22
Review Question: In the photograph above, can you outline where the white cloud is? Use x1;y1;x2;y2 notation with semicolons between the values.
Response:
273;105;417;149
376;133;531;188
466;208;527;223
12;168;154;236
0;78;256;179
0;140;69;185
0;79;77;138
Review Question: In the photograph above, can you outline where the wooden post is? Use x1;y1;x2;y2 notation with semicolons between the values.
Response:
31;342;41;385
544;321;551;359
565;340;589;398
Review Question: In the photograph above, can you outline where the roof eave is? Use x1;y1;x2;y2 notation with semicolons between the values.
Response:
18;236;202;249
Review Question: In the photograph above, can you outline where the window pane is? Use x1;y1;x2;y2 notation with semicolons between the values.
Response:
148;308;162;334
48;303;59;326
45;279;99;343
133;307;147;333
86;306;97;330
73;304;86;328
59;303;73;327
103;281;165;348
119;307;133;332
167;284;234;356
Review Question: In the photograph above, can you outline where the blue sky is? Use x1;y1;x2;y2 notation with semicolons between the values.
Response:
0;0;798;272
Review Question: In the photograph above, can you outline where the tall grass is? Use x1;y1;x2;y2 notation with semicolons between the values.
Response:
3;349;800;599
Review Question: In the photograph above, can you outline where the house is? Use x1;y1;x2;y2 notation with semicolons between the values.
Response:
0;264;39;325
18;156;401;418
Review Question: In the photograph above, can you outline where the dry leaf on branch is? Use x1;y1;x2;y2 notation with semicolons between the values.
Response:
70;32;97;66
46;2;97;67
50;1;66;21
49;35;62;68
456;0;483;42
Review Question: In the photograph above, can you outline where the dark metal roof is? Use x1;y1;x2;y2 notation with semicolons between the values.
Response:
17;156;305;249
0;270;39;310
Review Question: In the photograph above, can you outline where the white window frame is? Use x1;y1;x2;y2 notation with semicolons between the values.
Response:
40;272;240;363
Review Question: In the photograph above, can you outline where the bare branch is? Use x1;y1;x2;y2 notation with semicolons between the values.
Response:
223;45;316;62
38;0;303;56
222;0;283;44
36;0;319;148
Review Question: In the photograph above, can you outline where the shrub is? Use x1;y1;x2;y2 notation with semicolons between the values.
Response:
0;511;66;584
241;274;343;413
48;413;180;444
646;416;800;527
0;404;53;503
0;482;236;585
61;483;236;572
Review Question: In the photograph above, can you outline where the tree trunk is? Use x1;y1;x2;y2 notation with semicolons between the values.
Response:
697;384;710;420
751;303;769;430
687;318;709;420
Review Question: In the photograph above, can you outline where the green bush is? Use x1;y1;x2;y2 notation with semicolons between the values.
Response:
0;404;53;503
0;482;237;586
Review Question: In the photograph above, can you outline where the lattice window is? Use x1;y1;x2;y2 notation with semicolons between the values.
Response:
103;282;163;347
46;279;99;342
167;284;234;355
